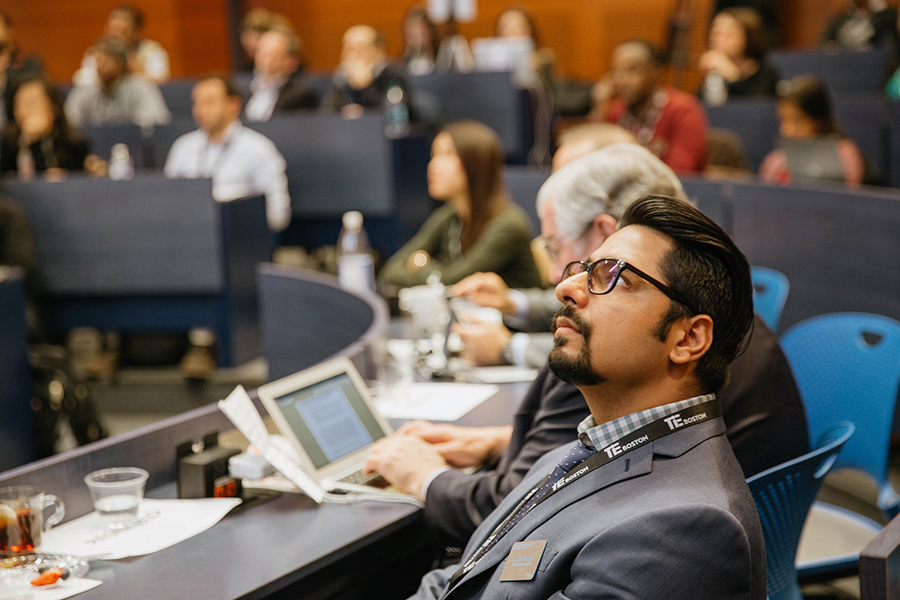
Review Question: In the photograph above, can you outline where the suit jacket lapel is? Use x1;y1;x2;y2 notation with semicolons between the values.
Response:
451;444;653;590
448;417;727;594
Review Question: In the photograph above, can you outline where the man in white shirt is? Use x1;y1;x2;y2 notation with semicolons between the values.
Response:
73;5;170;86
164;75;291;232
164;75;291;379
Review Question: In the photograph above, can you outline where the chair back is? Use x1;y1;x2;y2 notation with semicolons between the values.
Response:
751;266;790;331
748;422;855;600
780;313;900;518
258;264;389;382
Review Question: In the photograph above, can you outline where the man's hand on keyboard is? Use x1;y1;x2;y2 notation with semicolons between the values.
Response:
363;434;448;500
396;421;513;468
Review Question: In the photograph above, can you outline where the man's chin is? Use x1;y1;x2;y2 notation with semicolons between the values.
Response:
547;347;605;387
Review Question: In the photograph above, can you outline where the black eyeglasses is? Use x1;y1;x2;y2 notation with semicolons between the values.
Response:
561;258;696;315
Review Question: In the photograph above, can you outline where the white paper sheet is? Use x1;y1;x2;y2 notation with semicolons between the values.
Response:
374;383;498;421
39;498;241;560
218;386;325;503
0;577;102;600
468;366;539;384
218;385;269;449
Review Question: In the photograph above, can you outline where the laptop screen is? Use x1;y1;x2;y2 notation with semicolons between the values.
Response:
272;372;387;470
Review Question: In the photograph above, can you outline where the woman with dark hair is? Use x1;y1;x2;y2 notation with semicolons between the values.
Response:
379;121;541;289
401;5;439;75
698;7;779;103
760;75;875;186
0;77;94;177
494;6;556;82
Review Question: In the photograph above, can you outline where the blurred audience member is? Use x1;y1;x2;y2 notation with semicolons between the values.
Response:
823;0;899;52
552;123;636;171
74;5;170;86
590;40;708;173
0;11;42;125
494;5;555;82
322;25;413;118
699;8;779;104
379;121;541;290
401;5;439;75
65;38;171;128
164;75;290;232
164;75;291;379
884;10;900;97
239;8;291;70
760;75;877;186
245;26;318;122
705;128;751;178
715;0;780;46
0;77;99;178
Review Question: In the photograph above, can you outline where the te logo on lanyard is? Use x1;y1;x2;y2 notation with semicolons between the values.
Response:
664;411;707;431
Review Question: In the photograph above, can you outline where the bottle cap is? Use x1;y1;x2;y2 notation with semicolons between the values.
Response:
342;211;363;230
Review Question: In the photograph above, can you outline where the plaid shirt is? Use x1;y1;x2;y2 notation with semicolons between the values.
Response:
577;394;717;451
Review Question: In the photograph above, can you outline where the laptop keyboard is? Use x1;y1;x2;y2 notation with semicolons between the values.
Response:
337;470;391;489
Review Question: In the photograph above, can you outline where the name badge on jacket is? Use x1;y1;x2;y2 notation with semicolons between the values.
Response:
499;540;548;582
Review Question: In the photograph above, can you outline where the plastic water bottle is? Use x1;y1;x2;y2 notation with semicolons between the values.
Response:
337;211;375;294
703;70;728;106
108;143;135;180
383;81;410;138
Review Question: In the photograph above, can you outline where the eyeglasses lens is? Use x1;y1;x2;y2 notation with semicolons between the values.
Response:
591;259;620;294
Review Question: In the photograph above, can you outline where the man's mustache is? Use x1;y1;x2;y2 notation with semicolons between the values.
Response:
551;305;592;341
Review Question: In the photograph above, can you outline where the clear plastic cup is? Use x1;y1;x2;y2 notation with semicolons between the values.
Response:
83;467;149;530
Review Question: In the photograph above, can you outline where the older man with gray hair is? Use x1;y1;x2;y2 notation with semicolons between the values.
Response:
453;142;684;368
365;142;808;551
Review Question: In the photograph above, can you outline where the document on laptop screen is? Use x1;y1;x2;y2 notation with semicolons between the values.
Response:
293;386;374;462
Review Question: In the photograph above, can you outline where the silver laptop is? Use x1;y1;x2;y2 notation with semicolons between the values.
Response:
779;136;846;185
258;357;395;494
471;37;536;86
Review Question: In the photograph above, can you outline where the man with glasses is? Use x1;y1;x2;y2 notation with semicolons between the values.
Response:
401;195;766;599
365;144;808;553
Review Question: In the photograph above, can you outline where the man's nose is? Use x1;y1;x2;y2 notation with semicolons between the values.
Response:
555;271;590;308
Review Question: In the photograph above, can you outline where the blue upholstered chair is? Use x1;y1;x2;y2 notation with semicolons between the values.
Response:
780;313;900;579
748;422;854;600
750;266;789;332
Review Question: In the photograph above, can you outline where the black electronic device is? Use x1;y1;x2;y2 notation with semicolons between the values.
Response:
176;431;242;499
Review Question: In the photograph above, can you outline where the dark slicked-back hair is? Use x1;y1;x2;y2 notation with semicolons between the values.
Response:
620;195;754;393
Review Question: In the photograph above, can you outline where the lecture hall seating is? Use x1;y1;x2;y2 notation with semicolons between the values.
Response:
0;269;35;472
3;175;271;367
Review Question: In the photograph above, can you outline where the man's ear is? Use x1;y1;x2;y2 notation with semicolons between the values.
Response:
668;314;714;366
585;213;618;252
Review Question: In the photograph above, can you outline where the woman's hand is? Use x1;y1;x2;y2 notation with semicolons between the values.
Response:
698;50;741;82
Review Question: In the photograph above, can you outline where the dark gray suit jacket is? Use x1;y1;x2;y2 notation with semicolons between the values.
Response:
273;70;319;113
424;315;808;547
412;416;767;600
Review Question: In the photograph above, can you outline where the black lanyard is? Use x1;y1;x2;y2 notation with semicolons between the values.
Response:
198;131;236;179
447;399;721;591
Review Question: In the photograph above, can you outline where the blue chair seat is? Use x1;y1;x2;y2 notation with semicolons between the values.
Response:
780;313;900;583
748;422;855;600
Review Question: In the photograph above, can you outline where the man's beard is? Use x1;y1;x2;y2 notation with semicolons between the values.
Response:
547;305;606;386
